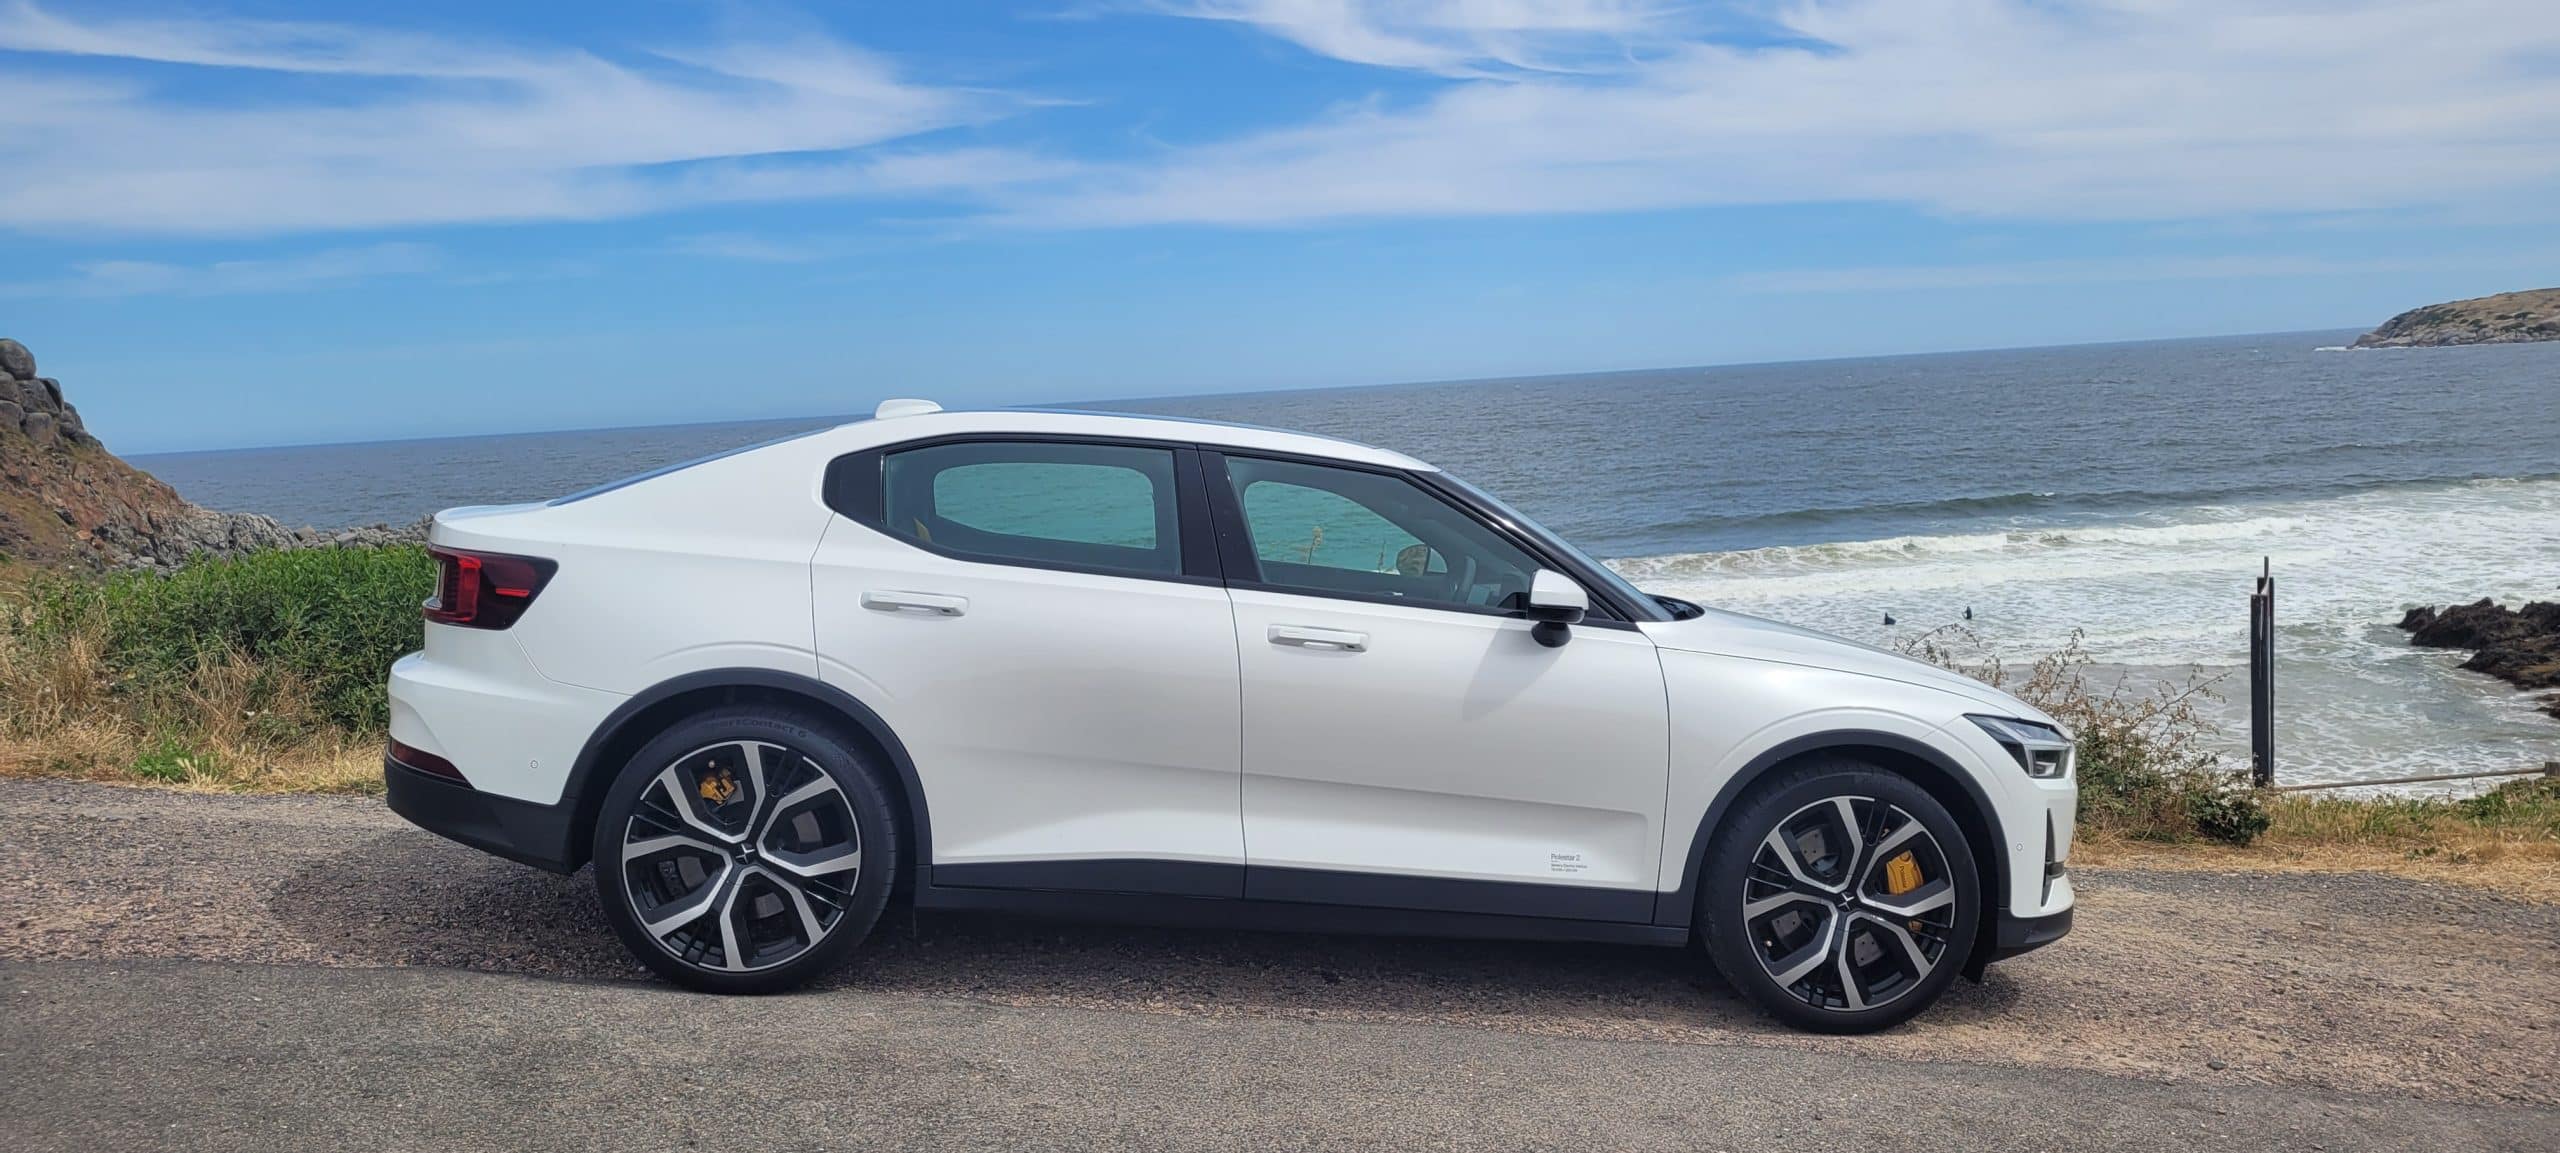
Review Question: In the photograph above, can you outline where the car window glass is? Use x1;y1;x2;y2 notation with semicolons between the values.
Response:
1224;456;1541;611
883;442;1180;576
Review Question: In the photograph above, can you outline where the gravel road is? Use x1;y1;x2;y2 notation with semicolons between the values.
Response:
4;779;2556;1150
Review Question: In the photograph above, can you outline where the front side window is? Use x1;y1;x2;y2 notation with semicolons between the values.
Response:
882;441;1180;576
1222;456;1545;612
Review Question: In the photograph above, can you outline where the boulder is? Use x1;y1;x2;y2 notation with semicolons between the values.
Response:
20;409;55;444
0;338;32;381
2401;599;2560;713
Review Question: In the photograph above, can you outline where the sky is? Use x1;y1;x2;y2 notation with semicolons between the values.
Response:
3;1;2556;453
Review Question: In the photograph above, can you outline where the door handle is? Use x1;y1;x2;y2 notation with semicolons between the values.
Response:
1268;624;1367;652
862;590;969;617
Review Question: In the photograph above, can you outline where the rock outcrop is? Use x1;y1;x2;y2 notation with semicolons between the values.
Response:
2352;288;2560;348
2399;599;2560;719
0;338;424;571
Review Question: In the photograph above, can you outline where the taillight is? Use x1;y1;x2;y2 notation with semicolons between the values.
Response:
425;546;556;630
387;738;468;784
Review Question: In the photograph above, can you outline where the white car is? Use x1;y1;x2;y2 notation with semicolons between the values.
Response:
386;400;2076;1032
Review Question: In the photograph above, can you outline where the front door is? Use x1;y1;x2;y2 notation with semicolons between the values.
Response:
1208;453;1671;919
811;438;1242;895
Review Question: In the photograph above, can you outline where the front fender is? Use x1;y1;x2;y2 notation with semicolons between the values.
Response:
1651;649;2023;926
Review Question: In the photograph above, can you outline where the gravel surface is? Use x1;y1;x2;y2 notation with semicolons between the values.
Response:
5;778;2556;1110
10;959;2555;1153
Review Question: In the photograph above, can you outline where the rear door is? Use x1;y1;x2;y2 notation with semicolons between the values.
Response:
811;437;1243;896
1207;452;1671;919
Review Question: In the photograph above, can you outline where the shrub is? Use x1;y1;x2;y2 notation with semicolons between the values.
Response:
1900;624;2268;844
15;545;432;734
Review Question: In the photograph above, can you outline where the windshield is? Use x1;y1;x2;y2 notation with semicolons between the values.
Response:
1438;473;1670;622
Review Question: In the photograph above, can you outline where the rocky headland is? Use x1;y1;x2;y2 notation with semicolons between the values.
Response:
2400;599;2560;719
0;337;423;571
2352;287;2560;348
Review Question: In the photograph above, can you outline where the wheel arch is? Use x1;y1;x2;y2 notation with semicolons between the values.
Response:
562;668;930;893
1656;729;2007;973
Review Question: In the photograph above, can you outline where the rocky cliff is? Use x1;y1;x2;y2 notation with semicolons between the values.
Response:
2352;288;2560;348
0;338;422;571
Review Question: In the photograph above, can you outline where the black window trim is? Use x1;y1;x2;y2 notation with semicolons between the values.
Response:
1199;448;1638;628
824;432;1224;587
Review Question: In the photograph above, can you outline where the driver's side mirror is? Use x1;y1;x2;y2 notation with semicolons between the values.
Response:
1525;569;1588;648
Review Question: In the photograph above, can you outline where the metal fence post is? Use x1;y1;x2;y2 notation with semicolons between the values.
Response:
2249;558;2275;788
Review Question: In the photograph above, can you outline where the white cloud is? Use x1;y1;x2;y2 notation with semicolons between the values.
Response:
1151;0;1691;76
1027;0;2560;226
5;1;2556;239
1721;250;2560;295
0;242;440;296
0;2;1051;234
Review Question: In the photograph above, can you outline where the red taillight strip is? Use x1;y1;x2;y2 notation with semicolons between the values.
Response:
388;738;469;785
424;546;555;630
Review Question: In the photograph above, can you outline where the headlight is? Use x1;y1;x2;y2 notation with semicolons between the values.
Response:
1968;715;2074;779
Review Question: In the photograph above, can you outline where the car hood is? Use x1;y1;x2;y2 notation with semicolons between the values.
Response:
1641;607;2057;725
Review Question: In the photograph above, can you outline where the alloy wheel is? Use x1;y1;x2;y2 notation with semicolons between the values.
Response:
1740;795;1958;1013
618;740;863;973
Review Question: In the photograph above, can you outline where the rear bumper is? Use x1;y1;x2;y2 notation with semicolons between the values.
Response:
384;756;582;874
1989;906;2073;962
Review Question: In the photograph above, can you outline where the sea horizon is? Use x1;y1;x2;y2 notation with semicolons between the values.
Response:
128;324;2364;462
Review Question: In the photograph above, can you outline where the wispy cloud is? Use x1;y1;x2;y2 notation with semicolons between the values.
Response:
0;242;440;297
1023;0;2560;226
0;3;1054;234
1148;0;1691;77
1720;251;2560;295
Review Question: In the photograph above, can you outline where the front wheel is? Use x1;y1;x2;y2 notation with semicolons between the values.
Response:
1698;760;1981;1033
591;704;900;993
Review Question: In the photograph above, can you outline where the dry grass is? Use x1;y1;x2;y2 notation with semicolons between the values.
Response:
2076;781;2560;901
0;590;381;794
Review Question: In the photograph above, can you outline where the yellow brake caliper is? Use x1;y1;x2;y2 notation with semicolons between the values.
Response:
699;767;738;805
1883;850;1922;896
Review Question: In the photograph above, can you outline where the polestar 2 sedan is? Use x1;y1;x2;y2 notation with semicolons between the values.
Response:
385;400;2075;1032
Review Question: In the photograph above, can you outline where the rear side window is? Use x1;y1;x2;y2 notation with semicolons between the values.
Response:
879;441;1181;576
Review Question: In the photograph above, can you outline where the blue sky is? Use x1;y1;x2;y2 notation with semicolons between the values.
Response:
3;1;2556;453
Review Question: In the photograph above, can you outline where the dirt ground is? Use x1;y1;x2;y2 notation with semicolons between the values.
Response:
4;779;2554;1107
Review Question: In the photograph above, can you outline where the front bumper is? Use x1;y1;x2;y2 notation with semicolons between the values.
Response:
1989;906;2073;961
384;756;582;874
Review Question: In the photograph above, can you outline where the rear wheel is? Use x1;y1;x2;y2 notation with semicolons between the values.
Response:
1698;760;1980;1033
591;704;899;993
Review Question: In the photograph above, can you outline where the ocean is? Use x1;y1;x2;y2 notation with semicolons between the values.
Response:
134;330;2560;789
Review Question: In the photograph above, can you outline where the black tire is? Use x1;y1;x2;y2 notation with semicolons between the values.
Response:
1698;758;1981;1033
591;703;899;994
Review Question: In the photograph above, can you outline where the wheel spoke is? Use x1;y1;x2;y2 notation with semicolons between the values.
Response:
623;831;728;862
765;846;861;879
753;866;830;947
738;741;773;832
1760;829;1846;894
640;861;733;939
1855;911;1936;976
1766;909;1837;988
1829;796;1867;879
757;772;846;842
1835;927;1869;1011
1742;890;1828;919
653;767;744;844
714;874;749;972
1864;878;1954;920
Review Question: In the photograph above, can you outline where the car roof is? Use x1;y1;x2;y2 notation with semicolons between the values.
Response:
828;404;1436;471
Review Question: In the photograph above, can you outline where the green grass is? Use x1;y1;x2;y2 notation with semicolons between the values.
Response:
16;545;433;734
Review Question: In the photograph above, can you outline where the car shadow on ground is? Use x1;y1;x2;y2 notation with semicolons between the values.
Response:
266;830;2032;1036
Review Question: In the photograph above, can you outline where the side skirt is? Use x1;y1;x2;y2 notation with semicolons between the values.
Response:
918;860;1688;948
